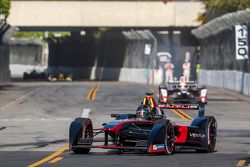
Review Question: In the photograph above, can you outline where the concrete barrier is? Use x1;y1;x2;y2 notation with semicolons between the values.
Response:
243;73;250;96
199;69;250;96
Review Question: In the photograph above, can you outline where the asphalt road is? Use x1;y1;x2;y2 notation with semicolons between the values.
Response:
0;81;249;167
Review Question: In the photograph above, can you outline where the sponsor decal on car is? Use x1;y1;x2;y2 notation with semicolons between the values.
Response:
189;132;205;138
153;144;165;150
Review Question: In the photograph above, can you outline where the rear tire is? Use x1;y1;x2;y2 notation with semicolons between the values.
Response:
23;73;28;80
206;117;217;152
72;118;93;154
197;116;217;153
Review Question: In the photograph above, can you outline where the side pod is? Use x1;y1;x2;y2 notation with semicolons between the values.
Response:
147;124;165;147
69;121;82;149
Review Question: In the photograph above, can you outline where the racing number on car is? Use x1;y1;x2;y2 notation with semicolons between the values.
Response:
235;25;249;60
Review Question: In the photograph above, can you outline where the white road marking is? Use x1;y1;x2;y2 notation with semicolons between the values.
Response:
81;108;91;118
11;118;31;122
1;119;9;122
0;87;43;111
55;118;72;121
0;118;73;122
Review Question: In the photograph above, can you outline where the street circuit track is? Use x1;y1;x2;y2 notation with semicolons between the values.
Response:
0;82;249;167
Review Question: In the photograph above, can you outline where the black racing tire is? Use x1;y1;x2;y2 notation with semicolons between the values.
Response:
155;119;175;155
197;116;217;153
72;118;93;154
23;73;28;80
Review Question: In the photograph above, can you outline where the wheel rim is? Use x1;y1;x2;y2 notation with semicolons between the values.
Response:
84;125;93;139
165;124;174;153
208;120;216;148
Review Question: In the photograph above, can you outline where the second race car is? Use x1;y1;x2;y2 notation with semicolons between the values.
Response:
48;73;73;82
159;76;207;104
23;69;46;80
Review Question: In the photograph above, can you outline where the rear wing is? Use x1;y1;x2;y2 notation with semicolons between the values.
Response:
158;104;206;117
165;82;198;89
167;81;196;84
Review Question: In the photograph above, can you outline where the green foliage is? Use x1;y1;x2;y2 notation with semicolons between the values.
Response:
199;0;250;23
204;0;250;12
93;28;109;42
0;0;10;19
14;31;71;41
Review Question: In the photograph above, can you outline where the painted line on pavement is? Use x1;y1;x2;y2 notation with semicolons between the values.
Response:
176;109;193;120
171;109;187;120
237;160;246;166
28;146;69;167
86;84;99;100
170;108;193;120
0;87;43;111
81;108;91;118
48;157;63;164
91;85;100;100
0;118;73;122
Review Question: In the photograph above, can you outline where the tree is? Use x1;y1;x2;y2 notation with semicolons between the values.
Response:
204;0;250;12
0;0;10;20
199;0;250;24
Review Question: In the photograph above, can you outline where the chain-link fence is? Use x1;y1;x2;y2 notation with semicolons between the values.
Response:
0;20;10;85
192;10;250;95
192;9;250;72
47;29;157;82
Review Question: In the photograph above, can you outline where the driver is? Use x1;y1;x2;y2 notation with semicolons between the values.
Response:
136;105;152;120
179;75;187;89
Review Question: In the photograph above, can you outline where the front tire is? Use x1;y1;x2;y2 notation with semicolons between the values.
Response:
72;118;93;154
154;119;175;155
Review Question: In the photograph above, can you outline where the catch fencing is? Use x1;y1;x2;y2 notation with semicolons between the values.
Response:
192;10;250;96
0;20;10;85
48;29;157;82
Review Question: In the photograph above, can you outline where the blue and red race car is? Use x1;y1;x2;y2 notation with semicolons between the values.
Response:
69;93;216;154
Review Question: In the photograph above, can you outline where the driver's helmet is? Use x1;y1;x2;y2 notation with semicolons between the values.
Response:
179;76;186;88
136;105;151;120
180;76;186;83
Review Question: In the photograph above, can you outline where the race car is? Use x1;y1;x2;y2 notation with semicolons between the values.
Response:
159;76;207;104
23;69;46;80
48;73;73;82
69;93;216;154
